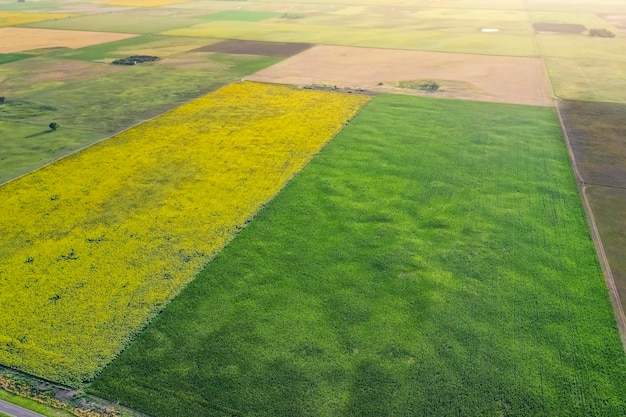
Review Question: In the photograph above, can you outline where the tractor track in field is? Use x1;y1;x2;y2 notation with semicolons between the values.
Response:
555;104;626;351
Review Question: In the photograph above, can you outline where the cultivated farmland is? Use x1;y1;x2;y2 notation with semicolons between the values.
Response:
0;28;137;54
0;82;369;385
249;45;553;106
90;95;626;417
0;51;280;183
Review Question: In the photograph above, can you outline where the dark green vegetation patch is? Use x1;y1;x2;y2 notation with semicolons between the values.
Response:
90;95;626;417
0;53;32;65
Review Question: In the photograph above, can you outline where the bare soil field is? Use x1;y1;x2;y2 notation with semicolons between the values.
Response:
249;45;554;106
194;40;313;57
0;28;137;54
586;186;626;309
533;22;586;33
600;14;626;32
559;100;626;188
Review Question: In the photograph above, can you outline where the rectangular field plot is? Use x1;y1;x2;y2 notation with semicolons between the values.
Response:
250;45;553;106
0;82;369;385
24;7;202;34
0;28;137;54
0;11;74;27
90;95;626;416
545;57;626;102
164;20;536;56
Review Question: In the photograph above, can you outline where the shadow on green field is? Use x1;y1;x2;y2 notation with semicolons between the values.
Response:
89;95;626;417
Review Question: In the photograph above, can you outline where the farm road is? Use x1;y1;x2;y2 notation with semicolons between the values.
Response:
556;106;626;351
0;399;45;417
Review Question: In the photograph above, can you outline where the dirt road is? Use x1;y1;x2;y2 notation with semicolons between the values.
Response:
0;399;46;417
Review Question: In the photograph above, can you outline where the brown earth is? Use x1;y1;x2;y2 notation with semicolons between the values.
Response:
559;100;626;188
558;100;626;347
249;45;554;106
533;22;587;33
599;14;626;32
193;40;314;57
0;28;137;54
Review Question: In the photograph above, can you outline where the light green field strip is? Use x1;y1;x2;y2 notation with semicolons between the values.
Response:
545;57;626;102
22;10;203;34
164;21;537;56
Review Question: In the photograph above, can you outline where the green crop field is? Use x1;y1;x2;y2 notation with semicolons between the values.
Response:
89;95;626;417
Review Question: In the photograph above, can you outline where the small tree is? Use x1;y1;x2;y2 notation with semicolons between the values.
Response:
589;28;616;38
49;122;59;131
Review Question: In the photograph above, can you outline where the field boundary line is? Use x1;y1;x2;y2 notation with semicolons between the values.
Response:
0;81;240;189
555;103;626;350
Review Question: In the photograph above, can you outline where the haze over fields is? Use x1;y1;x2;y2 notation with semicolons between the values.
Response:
1;0;626;416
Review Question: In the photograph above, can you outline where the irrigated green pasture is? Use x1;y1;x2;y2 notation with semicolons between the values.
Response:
165;21;536;56
90;95;626;417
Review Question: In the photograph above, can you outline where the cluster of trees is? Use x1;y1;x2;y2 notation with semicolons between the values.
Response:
589;28;616;38
112;55;159;65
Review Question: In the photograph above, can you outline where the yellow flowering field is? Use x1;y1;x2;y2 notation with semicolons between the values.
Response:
0;82;370;385
0;12;74;27
103;0;191;6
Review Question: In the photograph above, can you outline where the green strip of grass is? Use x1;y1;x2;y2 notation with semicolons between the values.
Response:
0;54;32;65
0;390;74;417
90;95;626;416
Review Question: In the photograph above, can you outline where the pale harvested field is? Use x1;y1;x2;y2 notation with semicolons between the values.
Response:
249;45;554;106
0;28;137;54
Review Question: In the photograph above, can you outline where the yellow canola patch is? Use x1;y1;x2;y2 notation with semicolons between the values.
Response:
103;0;191;6
0;12;74;27
0;82;370;385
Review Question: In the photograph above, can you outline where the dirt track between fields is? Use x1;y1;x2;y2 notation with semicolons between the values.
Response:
555;105;626;351
249;45;554;106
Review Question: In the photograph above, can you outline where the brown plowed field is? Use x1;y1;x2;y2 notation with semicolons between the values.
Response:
193;40;313;57
559;100;626;188
248;45;554;106
0;28;137;54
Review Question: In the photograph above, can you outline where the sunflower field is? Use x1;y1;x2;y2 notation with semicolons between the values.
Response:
0;81;370;386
